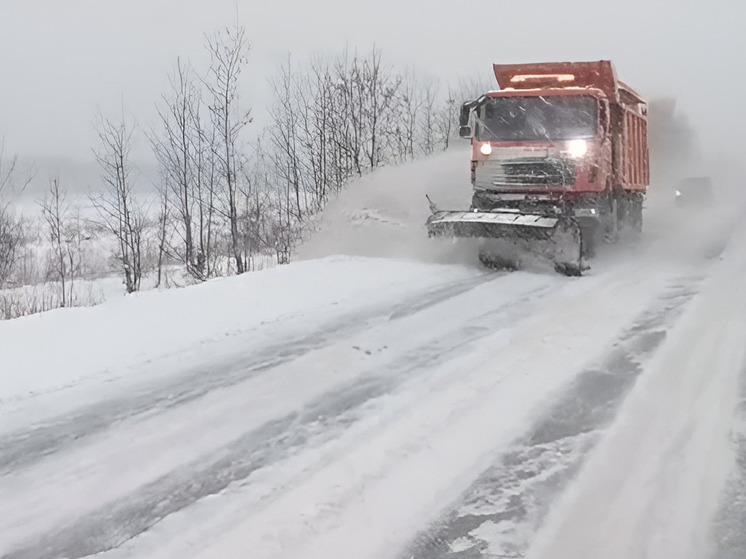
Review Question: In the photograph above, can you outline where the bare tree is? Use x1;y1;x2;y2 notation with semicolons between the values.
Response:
331;50;370;177
341;47;401;171
0;143;20;195
91;114;144;293
152;58;219;281
204;26;252;274
154;185;171;287
267;56;307;221
40;176;72;306
392;68;420;161
0;140;34;287
0;205;21;286
434;90;457;151
418;77;441;155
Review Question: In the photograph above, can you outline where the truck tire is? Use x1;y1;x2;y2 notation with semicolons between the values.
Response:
619;192;643;234
581;223;599;257
603;196;620;244
629;193;643;233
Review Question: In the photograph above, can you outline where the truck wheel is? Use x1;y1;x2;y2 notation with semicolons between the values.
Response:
604;197;619;243
619;193;643;234
581;224;599;257
630;194;643;233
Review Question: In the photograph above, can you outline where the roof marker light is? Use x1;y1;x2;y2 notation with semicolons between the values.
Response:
511;74;575;83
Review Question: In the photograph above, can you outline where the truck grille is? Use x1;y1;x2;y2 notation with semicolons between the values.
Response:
476;158;576;189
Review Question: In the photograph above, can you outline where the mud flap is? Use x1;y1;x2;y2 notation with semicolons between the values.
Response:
427;210;584;276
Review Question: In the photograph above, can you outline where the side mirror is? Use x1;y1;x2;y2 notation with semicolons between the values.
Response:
459;125;472;138
459;102;472;127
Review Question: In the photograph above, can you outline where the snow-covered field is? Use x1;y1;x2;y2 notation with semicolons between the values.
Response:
1;146;745;559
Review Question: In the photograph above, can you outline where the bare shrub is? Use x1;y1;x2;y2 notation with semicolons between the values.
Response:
91;114;145;293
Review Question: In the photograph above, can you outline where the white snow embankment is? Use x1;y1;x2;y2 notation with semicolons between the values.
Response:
0;257;479;420
526;215;746;559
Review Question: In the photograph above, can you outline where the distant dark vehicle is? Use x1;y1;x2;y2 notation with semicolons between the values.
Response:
674;176;714;208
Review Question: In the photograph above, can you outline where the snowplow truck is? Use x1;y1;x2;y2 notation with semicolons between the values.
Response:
427;60;649;275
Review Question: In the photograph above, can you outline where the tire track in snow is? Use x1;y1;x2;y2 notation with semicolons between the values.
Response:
402;275;702;559
707;367;746;559
0;272;496;477
1;276;555;559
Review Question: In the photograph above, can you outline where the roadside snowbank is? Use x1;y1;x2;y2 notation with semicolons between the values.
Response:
0;256;479;405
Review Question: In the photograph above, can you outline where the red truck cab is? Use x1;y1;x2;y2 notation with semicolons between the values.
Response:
461;61;649;230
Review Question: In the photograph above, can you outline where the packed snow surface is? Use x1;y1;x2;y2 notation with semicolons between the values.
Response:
1;146;745;559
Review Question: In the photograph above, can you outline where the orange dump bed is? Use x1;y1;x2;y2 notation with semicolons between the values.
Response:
493;60;620;102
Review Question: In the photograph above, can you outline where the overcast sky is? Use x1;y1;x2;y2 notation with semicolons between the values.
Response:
1;0;744;170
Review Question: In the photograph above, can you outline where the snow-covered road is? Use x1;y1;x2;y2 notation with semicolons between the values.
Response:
2;148;745;559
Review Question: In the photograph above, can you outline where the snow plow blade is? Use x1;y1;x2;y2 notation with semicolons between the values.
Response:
427;210;584;276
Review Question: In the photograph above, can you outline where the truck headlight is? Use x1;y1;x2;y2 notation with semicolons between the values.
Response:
479;143;492;156
566;139;588;158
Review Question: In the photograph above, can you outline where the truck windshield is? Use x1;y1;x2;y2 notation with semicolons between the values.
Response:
477;96;598;142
